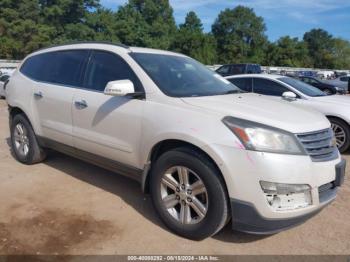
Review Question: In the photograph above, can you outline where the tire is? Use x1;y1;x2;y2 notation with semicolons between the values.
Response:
323;88;333;95
10;113;47;164
150;147;229;240
329;117;350;153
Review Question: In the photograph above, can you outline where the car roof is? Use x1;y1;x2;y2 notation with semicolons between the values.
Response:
225;74;282;80
29;42;186;58
220;63;260;66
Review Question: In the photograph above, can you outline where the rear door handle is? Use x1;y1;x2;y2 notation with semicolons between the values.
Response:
34;91;43;99
74;100;88;109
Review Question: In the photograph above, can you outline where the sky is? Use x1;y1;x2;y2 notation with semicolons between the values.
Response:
100;0;350;42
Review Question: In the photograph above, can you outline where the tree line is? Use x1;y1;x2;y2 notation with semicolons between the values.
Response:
1;0;349;69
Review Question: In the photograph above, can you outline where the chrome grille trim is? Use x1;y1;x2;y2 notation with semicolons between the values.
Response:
296;129;338;162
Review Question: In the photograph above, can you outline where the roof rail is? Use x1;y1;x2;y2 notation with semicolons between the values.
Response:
36;41;129;52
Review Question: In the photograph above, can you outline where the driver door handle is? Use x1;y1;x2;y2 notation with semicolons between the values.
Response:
74;99;88;109
34;91;43;99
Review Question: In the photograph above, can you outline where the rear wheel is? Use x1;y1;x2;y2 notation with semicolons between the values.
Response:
323;88;333;95
150;147;229;240
10;114;47;164
329;117;350;153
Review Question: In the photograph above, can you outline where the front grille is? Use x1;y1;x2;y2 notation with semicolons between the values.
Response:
318;182;337;203
296;129;338;162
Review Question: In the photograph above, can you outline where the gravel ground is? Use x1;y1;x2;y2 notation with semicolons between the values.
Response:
0;99;349;255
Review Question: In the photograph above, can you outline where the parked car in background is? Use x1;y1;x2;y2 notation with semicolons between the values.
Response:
324;75;349;93
0;74;10;98
216;63;261;77
298;76;346;95
226;74;350;153
316;71;335;79
0;68;16;76
297;71;316;77
5;43;345;239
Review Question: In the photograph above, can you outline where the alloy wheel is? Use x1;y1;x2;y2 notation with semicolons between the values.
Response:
323;89;332;95
331;123;346;148
160;166;208;225
13;123;30;157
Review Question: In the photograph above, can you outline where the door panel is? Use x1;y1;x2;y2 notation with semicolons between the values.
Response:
72;50;145;168
72;90;143;167
33;83;74;145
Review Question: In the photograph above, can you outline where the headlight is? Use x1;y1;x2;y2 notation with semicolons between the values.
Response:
222;116;305;154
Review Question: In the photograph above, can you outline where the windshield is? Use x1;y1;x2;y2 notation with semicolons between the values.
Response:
278;77;327;97
130;53;241;97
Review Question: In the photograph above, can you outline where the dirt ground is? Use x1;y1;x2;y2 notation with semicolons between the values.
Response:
0;99;349;255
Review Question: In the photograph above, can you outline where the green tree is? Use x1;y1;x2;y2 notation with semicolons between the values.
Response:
0;0;100;58
172;11;217;64
86;8;120;42
266;36;311;67
38;0;99;27
303;28;335;68
114;4;150;47
0;0;58;59
116;0;176;49
332;38;350;69
212;6;268;64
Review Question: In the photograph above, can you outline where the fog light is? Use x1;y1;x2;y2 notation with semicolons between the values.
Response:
260;181;312;211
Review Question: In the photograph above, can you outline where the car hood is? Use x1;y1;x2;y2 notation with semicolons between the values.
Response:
182;93;329;133
311;95;350;106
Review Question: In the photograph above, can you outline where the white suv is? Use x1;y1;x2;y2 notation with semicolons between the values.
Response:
6;43;346;240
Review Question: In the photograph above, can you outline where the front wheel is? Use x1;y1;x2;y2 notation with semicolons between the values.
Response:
323;88;333;95
330;118;350;153
150;148;229;240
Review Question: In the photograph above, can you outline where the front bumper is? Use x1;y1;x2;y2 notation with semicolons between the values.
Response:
205;144;346;233
230;159;345;234
230;198;325;234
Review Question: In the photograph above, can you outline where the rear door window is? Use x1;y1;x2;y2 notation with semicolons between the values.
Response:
49;50;88;87
228;78;252;92
253;78;289;96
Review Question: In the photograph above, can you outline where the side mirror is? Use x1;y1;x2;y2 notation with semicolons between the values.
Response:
104;80;135;97
282;91;297;101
